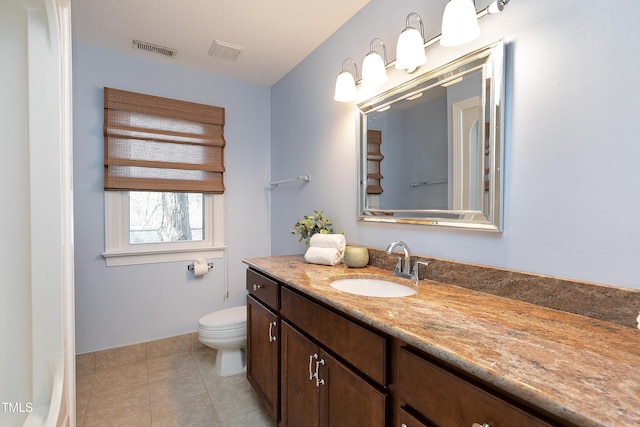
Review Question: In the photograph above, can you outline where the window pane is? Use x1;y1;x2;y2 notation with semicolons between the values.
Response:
129;192;204;244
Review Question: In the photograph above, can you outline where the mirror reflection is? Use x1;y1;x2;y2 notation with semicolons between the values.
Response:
357;40;504;231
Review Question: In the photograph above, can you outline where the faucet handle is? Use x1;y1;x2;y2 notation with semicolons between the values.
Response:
412;261;430;282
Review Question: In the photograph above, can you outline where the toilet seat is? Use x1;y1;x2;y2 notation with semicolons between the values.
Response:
199;306;246;331
197;305;247;376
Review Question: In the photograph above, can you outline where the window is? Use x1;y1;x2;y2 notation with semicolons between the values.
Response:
102;88;226;266
129;192;204;244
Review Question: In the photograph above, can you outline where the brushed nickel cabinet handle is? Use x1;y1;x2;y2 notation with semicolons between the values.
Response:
268;321;277;342
309;353;318;380
315;358;325;386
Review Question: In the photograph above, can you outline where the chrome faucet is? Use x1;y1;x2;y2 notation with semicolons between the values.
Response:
385;240;430;284
385;240;414;279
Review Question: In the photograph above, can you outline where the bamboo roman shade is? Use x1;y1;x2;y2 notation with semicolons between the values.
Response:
104;87;225;193
366;129;383;194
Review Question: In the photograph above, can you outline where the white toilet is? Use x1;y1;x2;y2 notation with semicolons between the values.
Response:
197;305;247;377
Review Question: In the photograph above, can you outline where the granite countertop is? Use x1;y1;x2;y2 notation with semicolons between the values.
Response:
243;255;640;427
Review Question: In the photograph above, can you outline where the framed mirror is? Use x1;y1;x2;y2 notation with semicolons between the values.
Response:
357;40;505;231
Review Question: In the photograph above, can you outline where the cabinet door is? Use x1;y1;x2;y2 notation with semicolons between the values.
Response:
246;295;279;422
281;321;320;427
320;350;387;427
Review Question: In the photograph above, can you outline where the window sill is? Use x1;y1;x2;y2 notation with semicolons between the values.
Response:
102;246;226;267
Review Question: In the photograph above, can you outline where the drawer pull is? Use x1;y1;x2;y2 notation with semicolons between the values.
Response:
252;283;264;291
315;358;325;386
268;321;277;342
309;353;319;380
472;424;491;427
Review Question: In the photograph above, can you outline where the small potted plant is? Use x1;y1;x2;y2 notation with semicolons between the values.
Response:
291;210;337;245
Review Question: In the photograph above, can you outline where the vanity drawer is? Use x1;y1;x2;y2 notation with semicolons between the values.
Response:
398;406;429;427
398;347;553;427
280;286;387;386
246;269;279;311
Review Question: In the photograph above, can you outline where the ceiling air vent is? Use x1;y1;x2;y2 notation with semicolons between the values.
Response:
132;40;177;58
208;40;244;61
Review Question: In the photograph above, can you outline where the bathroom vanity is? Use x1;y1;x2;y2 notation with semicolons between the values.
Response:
244;255;640;427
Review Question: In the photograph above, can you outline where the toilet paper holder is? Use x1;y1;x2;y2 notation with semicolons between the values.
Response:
187;262;213;272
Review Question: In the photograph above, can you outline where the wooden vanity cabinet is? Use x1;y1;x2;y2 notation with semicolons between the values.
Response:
246;270;280;423
279;285;388;427
397;346;555;427
280;321;387;427
245;267;568;427
279;286;387;386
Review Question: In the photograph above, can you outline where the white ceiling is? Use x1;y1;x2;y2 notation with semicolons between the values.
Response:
71;0;371;87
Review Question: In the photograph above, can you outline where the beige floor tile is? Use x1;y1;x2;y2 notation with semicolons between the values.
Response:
151;391;219;427
83;383;150;425
91;361;148;397
94;343;146;371
82;408;152;427
219;408;277;427
76;353;95;378
147;334;192;360
75;375;93;427
204;373;263;422
149;369;207;405
147;352;197;383
77;346;260;427
192;347;217;374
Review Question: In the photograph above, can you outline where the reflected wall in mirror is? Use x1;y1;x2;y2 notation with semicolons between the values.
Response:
357;40;505;231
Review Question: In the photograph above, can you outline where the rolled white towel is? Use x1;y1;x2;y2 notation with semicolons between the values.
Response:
309;233;346;252
304;247;343;266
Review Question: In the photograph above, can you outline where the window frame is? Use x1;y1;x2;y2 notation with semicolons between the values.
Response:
102;191;225;266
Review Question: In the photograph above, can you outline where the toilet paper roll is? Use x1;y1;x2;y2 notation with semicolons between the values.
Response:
193;258;209;276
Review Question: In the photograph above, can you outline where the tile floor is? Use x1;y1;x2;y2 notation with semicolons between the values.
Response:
76;347;277;427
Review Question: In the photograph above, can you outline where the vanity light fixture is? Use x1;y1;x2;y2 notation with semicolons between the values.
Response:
332;1;511;102
395;12;427;72
361;38;389;87
334;58;359;102
441;0;480;47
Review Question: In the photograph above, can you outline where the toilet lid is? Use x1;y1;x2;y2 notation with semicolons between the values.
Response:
199;306;246;331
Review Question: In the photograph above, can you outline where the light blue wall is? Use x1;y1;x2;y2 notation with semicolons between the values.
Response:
73;42;271;353
271;0;640;290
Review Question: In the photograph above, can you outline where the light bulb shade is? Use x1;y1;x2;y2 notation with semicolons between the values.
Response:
334;70;357;102
362;52;388;86
395;27;427;70
441;0;480;47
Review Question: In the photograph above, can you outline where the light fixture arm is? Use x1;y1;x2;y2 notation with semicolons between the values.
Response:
341;58;359;81
405;12;425;40
369;38;388;65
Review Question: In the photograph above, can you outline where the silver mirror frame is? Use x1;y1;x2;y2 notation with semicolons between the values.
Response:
357;40;505;231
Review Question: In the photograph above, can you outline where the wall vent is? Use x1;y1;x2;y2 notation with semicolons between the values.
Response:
132;40;177;58
208;40;244;61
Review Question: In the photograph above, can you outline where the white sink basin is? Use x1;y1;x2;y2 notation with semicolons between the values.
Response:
330;278;417;298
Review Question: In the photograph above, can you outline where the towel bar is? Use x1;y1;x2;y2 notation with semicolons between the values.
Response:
269;174;311;187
